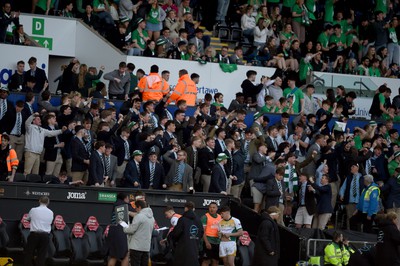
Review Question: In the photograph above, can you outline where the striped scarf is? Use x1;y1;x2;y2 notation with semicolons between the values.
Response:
284;164;298;192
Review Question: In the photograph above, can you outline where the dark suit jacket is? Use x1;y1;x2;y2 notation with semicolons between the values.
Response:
265;136;278;152
105;154;118;181
4;109;27;135
24;67;47;93
296;181;317;215
302;143;320;176
70;136;90;171
214;139;225;158
43;126;62;161
22;102;34;118
163;150;193;192
113;136;132;166
0;100;16;133
123;160;141;188
274;121;294;138
265;178;286;209
209;163;227;193
141;161;165;189
198;146;215;175
88;151;105;186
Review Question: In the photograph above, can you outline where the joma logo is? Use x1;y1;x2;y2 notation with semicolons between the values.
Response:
67;192;87;200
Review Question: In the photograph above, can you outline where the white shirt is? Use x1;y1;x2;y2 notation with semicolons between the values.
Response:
24;115;62;154
28;204;54;233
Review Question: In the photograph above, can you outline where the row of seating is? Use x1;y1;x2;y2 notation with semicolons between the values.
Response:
0;214;106;265
0;213;255;265
8;173;56;183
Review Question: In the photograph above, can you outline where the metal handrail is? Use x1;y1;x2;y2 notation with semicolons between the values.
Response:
306;238;376;258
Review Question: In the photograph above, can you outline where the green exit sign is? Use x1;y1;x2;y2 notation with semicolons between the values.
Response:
33;37;53;50
32;18;45;36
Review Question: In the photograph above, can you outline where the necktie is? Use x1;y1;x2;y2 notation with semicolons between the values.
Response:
124;140;129;160
221;140;226;151
150;162;155;184
151;114;157;128
136;163;141;176
85;131;91;155
277;180;283;202
193;150;197;169
290;165;295;181
54;128;60;145
173;162;181;184
166;110;173;121
366;159;372;175
273;138;278;150
28;104;33;115
16;112;21;136
245;141;250;157
105;156;110;176
352;175;358;198
299;184;304;204
1;100;7;120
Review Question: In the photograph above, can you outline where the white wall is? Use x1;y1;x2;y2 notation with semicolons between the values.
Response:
74;20;125;82
19;14;76;57
126;56;277;104
0;44;49;87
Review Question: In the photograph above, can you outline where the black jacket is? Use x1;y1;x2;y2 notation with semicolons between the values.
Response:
70;136;90;171
24;67;47;93
43;126;62;161
375;220;400;266
141;161;165;189
241;79;263;102
170;210;203;266
252;212;280;266
209;164;227;193
88;151;105;186
198;147;215;175
0;100;16;134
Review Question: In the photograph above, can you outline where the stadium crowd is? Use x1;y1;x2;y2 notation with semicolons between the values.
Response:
2;0;400;78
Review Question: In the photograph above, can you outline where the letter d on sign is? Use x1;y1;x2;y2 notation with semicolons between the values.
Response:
32;18;45;36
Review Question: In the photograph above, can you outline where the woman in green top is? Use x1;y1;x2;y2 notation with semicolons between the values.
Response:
255;5;271;24
291;0;307;43
146;0;166;41
279;23;298;45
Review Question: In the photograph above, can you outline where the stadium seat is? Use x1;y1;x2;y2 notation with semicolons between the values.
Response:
83;216;105;260
26;174;42;183
70;222;91;264
0;217;24;261
47;215;71;265
43;175;56;184
19;214;31;247
231;28;242;42
236;231;255;266
217;26;230;41
13;173;26;182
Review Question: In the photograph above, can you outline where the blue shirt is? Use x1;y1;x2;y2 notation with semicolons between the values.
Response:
300;182;307;205
177;162;185;184
339;173;362;204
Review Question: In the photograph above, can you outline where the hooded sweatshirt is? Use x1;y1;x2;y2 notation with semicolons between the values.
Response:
124;207;155;252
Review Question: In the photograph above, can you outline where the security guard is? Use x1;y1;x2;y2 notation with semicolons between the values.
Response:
350;174;380;233
167;69;197;106
138;64;170;102
324;231;344;266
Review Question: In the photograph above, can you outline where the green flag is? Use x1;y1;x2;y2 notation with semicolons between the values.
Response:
219;62;237;73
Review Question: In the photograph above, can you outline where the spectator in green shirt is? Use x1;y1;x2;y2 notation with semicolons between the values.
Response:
129;18;149;56
317;24;334;53
283;74;304;114
369;58;382;77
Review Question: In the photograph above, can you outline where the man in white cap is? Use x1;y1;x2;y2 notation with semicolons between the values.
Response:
123;150;143;188
209;153;229;195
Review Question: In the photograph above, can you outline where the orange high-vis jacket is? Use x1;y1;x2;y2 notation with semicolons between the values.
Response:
168;74;198;106
138;73;170;102
6;148;19;172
